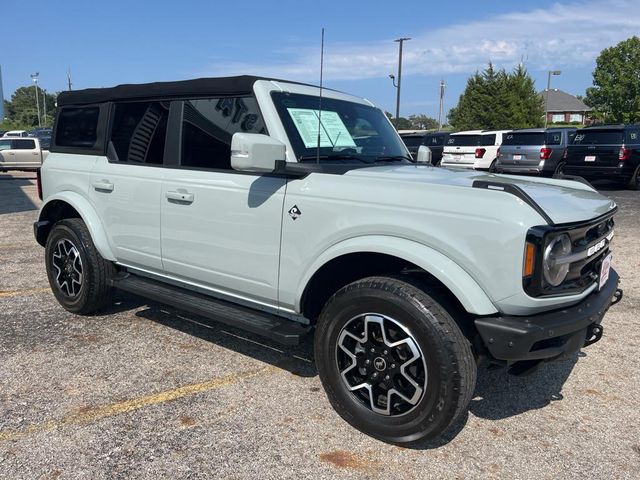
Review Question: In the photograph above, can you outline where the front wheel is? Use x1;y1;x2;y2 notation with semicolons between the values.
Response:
314;276;476;444
45;218;114;314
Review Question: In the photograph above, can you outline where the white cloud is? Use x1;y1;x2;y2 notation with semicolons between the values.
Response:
199;0;640;81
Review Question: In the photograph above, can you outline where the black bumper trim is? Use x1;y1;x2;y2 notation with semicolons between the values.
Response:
475;269;620;362
33;220;51;247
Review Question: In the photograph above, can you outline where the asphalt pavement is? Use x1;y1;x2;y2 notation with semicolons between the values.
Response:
0;170;638;479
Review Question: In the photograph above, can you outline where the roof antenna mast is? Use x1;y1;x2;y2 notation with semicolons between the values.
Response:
316;27;325;164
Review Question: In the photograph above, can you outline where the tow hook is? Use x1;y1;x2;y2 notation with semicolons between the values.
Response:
611;288;623;306
584;324;604;347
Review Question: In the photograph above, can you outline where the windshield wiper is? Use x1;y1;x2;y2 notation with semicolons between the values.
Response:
374;155;413;163
298;154;367;162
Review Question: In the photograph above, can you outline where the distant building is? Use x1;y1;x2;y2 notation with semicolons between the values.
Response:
540;88;592;125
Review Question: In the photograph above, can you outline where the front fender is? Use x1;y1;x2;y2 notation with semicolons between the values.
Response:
38;191;116;261
294;235;498;316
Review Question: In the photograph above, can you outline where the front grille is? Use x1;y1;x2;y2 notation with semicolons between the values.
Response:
524;212;615;297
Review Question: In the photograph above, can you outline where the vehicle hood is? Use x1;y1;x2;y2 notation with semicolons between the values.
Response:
346;164;616;225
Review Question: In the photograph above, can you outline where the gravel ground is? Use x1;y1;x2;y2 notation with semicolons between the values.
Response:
0;170;638;479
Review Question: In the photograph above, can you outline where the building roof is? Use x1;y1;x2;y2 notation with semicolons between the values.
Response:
540;89;591;113
57;76;314;106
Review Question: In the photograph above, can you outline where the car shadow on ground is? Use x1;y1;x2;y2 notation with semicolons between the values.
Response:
0;174;39;214
114;291;317;379
107;291;581;447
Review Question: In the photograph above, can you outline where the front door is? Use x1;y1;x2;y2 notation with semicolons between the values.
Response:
160;97;286;307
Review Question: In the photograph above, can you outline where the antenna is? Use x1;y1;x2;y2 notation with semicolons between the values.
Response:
316;27;325;164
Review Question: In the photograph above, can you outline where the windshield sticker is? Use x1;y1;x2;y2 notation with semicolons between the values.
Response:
287;108;357;148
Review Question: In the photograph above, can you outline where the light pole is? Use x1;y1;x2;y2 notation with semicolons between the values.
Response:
390;37;410;124
31;72;41;127
438;79;446;130
544;70;561;128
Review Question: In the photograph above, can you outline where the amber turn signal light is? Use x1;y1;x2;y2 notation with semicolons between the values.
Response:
523;242;536;277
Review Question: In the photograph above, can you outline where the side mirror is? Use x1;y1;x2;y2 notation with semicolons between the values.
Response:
231;133;286;173
416;145;432;164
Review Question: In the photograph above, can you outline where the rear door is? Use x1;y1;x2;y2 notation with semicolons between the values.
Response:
568;129;624;166
89;101;169;271
10;139;41;168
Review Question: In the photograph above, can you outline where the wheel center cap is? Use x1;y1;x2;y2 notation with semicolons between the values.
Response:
373;357;386;371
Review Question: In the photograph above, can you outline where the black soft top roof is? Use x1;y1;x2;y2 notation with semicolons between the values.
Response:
57;75;312;106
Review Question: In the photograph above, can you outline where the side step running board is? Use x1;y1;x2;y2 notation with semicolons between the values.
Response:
110;274;311;345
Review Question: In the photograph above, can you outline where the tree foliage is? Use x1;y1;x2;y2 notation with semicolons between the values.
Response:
448;63;544;130
386;111;439;130
585;36;640;123
2;86;57;129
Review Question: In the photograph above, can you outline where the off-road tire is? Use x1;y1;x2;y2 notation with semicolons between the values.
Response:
45;218;114;314
314;276;476;444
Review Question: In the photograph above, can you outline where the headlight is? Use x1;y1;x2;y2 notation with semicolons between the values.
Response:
543;234;572;286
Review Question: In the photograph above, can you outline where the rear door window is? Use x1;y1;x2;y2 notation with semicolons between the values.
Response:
55;107;100;148
480;134;496;146
545;132;563;145
502;132;545;145
400;136;424;148
447;135;480;146
626;130;639;144
573;130;624;145
110;102;170;165
12;139;36;150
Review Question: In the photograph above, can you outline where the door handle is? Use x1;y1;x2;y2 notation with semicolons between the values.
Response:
166;190;194;204
92;180;114;192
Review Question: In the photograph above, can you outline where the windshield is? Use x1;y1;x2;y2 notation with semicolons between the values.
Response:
573;130;624;145
271;92;410;163
446;135;480;147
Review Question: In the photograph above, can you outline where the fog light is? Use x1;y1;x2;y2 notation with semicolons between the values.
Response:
543;234;571;286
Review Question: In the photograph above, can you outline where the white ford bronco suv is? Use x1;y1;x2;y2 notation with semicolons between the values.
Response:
34;76;622;444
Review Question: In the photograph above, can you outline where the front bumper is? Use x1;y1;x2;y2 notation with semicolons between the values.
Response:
475;269;621;363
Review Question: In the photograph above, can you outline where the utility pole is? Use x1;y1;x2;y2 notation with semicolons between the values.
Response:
393;37;410;123
544;70;561;128
438;79;445;130
0;65;4;122
67;68;73;91
31;72;41;127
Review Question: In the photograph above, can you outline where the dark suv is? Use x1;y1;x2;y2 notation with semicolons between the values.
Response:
399;130;450;165
563;125;640;189
496;128;576;176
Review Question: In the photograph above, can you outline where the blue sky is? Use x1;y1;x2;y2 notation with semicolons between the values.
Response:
1;0;638;119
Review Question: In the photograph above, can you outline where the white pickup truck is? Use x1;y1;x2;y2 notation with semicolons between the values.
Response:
0;136;49;171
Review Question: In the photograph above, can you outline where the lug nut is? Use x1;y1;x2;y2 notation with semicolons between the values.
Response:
384;375;390;381
370;348;375;353
372;372;378;378
365;359;371;365
391;363;396;369
383;350;388;355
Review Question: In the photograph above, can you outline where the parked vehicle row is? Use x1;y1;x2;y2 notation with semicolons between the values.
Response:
400;124;640;189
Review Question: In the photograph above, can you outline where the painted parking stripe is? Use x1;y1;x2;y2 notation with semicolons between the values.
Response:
0;365;278;442
0;287;51;298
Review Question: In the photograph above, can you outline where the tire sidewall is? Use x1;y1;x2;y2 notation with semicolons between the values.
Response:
315;282;466;443
45;221;92;313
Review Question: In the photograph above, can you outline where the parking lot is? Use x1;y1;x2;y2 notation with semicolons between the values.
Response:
0;170;638;479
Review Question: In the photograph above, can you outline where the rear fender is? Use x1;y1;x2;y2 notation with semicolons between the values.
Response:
38;191;116;261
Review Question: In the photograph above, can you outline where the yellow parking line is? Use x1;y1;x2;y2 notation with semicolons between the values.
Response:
0;365;278;442
0;287;51;298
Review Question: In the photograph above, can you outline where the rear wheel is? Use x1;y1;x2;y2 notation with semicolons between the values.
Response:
552;161;566;178
45;218;114;314
628;165;640;190
314;276;476;444
489;160;497;173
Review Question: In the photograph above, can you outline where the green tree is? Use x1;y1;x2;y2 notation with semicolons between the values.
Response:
585;36;640;123
3;86;57;128
407;114;439;130
448;63;543;130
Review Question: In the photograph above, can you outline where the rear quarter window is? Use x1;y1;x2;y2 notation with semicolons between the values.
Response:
12;139;36;150
545;132;562;145
480;134;496;146
626;130;639;144
55;107;100;148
